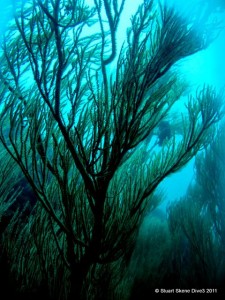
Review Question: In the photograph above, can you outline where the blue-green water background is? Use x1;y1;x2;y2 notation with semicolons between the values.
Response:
0;0;225;206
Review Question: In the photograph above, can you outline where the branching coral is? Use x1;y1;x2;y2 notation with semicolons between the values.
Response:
0;0;224;299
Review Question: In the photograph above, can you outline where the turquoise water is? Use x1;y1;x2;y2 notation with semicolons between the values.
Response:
0;1;225;298
0;0;224;230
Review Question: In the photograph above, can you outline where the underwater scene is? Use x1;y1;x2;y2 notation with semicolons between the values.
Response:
0;0;225;299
